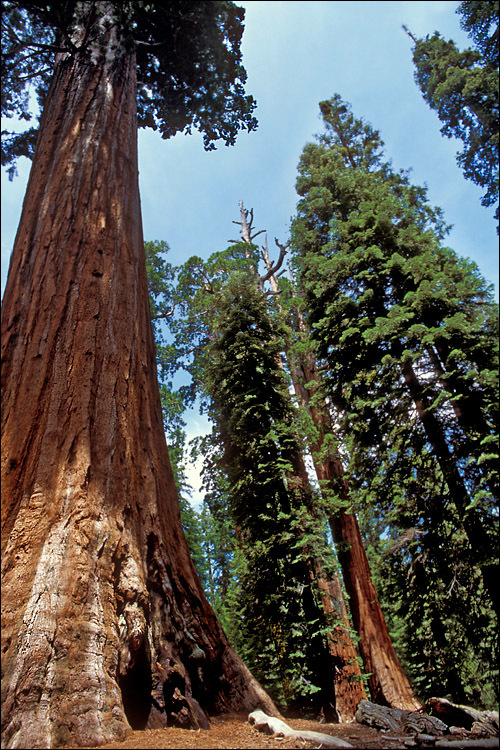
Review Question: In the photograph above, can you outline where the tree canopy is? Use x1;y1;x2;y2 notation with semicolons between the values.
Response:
290;94;499;704
405;1;499;221
1;0;257;177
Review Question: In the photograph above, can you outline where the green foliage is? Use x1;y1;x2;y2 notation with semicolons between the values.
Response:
458;0;499;64
291;95;498;705
144;240;211;589
145;240;175;322
352;427;499;708
178;495;210;589
199;275;339;716
407;1;499;218
144;236;344;715
1;1;257;177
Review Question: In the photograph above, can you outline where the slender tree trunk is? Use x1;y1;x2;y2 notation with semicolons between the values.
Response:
237;226;366;720
260;253;420;712
289;350;421;712
285;401;368;722
1;26;276;750
400;359;498;616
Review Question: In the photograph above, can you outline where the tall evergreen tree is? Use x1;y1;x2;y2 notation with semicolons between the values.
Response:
163;218;367;719
203;274;340;718
229;210;369;720
291;95;498;703
0;4;275;748
404;1;499;221
267;266;421;711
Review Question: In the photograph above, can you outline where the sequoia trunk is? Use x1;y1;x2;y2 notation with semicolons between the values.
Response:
289;336;421;712
252;231;366;720
287;431;368;722
1;25;275;750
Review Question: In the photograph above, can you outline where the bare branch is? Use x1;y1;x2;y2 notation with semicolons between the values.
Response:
385;528;423;555
134;39;166;47
402;24;418;45
151;303;175;320
3;39;70;57
250;228;266;242
5;48;54;66
16;67;52;82
239;200;252;244
259;236;289;287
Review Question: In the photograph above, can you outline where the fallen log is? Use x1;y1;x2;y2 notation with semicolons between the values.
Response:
248;709;353;748
428;698;499;737
355;699;448;735
403;735;498;749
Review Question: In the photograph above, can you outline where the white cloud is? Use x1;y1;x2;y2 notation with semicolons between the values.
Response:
183;410;212;509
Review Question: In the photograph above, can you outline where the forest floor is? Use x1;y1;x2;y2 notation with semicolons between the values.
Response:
61;713;488;750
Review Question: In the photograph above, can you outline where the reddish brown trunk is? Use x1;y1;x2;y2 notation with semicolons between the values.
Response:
1;26;275;750
290;346;421;712
316;574;368;721
287;450;367;722
258;238;367;720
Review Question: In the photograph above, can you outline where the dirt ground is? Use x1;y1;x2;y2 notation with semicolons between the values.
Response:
61;713;481;750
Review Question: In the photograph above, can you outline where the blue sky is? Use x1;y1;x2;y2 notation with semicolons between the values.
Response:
1;1;498;502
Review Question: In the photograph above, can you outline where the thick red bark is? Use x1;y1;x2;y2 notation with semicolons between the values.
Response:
1;25;275;750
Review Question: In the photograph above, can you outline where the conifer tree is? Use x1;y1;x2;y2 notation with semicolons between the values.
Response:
291;96;498;702
1;4;272;747
202;274;340;718
226;210;369;719
264;258;420;711
161;212;368;719
404;1;499;221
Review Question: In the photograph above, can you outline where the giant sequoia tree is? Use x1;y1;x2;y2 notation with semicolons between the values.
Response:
0;4;278;749
291;96;498;701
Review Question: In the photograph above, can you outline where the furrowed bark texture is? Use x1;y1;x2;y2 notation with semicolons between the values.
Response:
1;29;275;750
290;340;421;713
